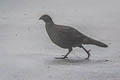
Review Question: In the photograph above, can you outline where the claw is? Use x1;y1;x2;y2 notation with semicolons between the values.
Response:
61;55;68;58
88;49;91;52
85;57;90;60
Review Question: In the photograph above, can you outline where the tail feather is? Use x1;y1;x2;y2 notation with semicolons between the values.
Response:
92;40;108;47
83;38;108;47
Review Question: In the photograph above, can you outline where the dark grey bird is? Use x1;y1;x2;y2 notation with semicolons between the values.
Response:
39;14;108;59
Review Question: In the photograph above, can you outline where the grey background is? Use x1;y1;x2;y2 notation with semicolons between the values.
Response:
0;0;120;80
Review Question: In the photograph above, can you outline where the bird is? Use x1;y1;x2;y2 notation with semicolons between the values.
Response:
39;14;108;59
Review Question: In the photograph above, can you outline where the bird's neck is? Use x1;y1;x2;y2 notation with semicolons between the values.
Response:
45;22;54;30
45;20;54;27
45;22;55;38
46;20;54;24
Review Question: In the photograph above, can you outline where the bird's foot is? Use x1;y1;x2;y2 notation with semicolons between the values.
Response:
84;49;91;60
55;56;68;59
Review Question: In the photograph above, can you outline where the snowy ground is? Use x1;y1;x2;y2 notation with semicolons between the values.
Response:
0;0;120;80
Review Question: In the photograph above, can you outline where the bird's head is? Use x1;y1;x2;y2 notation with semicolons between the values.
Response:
39;14;53;23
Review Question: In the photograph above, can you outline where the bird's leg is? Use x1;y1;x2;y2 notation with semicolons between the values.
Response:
55;48;72;59
80;45;91;59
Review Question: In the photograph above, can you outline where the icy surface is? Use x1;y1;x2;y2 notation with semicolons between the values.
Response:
0;0;120;80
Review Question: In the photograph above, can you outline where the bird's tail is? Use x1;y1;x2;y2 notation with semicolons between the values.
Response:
83;37;108;47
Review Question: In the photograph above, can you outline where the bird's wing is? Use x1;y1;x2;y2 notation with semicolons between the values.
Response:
55;25;87;42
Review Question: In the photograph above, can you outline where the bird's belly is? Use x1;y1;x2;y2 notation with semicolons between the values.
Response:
48;31;79;48
51;38;74;48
